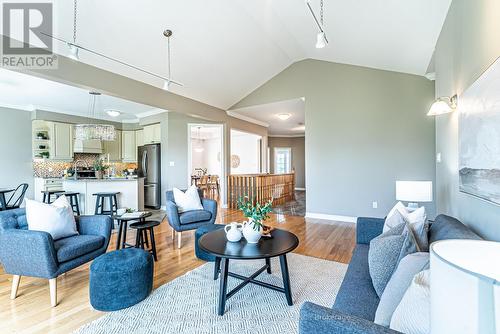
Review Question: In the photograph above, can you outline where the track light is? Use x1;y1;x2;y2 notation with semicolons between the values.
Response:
67;43;79;61
316;32;327;49
163;80;170;91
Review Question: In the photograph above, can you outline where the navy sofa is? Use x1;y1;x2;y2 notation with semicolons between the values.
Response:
0;208;112;307
166;189;217;248
299;214;482;334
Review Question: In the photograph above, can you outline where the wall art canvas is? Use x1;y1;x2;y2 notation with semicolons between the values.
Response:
459;57;500;205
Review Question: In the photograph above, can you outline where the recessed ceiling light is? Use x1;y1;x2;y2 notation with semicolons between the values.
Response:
106;109;121;117
277;113;291;121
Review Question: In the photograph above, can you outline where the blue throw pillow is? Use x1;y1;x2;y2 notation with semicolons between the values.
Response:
368;222;419;297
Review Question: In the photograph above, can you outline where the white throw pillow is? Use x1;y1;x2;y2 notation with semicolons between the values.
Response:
384;202;407;232
173;186;203;213
26;196;78;240
384;203;427;232
390;270;430;334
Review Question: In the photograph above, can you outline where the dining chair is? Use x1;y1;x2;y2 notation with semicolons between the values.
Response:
5;183;28;210
208;175;220;200
198;175;209;197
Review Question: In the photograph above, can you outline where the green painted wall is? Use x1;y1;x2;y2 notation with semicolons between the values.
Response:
233;59;436;218
0;107;33;199
434;0;500;241
268;136;305;189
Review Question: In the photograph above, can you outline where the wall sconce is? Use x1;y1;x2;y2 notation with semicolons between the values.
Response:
427;94;458;116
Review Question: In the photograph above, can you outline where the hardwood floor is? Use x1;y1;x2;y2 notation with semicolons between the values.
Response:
0;209;355;334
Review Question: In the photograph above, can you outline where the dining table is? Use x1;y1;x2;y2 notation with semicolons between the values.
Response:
0;188;14;211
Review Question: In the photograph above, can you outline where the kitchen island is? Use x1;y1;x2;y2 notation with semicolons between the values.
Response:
63;178;144;215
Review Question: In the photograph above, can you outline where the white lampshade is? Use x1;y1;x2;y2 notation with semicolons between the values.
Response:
430;240;500;334
395;181;433;202
427;100;452;116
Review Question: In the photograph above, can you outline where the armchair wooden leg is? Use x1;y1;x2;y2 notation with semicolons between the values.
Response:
171;226;175;241
10;275;21;300
177;231;182;249
49;278;57;307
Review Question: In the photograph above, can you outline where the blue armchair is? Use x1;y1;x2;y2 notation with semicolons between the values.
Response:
166;189;217;248
0;208;112;307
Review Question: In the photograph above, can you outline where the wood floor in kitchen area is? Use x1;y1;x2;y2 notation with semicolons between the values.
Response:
0;208;356;333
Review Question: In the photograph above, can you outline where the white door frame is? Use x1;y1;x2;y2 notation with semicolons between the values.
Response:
187;123;226;206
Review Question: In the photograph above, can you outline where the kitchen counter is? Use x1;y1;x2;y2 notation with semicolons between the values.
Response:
64;177;142;182
63;178;144;215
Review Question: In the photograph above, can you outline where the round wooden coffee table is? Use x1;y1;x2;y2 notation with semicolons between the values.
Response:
198;228;299;315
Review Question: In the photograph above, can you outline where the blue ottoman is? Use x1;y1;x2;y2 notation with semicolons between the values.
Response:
90;248;153;311
195;224;225;261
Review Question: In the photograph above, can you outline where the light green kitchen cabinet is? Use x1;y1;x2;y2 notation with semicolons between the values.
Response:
32;120;73;161
52;122;73;160
122;130;137;162
136;129;144;147
143;124;161;144
102;130;122;161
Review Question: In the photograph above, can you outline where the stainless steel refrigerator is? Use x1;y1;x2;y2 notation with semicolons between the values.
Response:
138;144;161;209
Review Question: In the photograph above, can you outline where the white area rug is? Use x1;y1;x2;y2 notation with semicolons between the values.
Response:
74;253;347;334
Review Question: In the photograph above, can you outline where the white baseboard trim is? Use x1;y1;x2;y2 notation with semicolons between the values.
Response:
295;187;306;191
305;212;357;223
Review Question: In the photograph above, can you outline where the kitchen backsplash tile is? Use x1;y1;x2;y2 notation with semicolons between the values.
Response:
33;153;137;178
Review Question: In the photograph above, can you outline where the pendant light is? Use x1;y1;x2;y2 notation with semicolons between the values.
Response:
194;126;205;153
163;30;173;91
74;92;116;141
306;0;329;49
67;0;79;61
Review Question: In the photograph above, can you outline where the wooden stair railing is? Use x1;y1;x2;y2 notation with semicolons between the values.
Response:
227;173;295;209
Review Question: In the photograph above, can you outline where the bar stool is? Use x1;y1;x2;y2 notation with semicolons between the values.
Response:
93;192;119;216
129;220;160;261
41;190;63;204
55;191;81;215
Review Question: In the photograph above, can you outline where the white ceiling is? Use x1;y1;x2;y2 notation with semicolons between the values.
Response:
0;69;161;122
230;98;305;136
40;0;450;110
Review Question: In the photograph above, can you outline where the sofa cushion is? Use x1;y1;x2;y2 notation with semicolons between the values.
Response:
429;214;482;243
26;197;78;240
173;186;203;213
54;235;105;263
375;252;430;327
333;244;380;321
369;222;419;297
179;210;212;225
390;270;430;334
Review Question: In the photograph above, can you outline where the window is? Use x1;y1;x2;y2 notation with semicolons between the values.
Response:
274;147;291;174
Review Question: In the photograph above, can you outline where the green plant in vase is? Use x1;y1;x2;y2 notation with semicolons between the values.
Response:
93;158;109;179
237;196;273;243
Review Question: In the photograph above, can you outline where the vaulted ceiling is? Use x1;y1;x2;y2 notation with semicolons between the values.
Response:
34;0;451;109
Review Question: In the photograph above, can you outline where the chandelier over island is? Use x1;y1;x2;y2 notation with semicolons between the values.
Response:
74;92;116;141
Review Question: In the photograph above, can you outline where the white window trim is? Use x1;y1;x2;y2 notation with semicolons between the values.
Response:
274;147;292;174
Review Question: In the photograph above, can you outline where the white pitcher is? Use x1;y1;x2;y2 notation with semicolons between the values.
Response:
242;219;262;244
224;222;243;242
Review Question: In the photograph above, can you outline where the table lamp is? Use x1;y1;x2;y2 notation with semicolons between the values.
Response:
395;181;433;210
430;240;500;334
